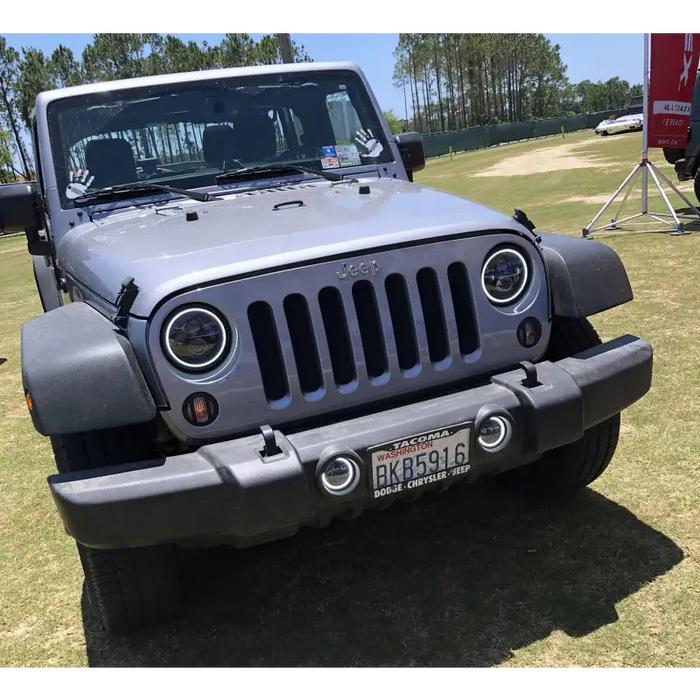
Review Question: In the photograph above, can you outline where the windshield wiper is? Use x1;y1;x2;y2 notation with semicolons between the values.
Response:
74;182;220;205
216;163;344;184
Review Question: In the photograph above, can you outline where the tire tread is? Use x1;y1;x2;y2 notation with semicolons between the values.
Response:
50;426;180;635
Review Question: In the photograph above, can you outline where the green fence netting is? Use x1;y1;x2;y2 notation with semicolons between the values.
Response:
422;107;640;159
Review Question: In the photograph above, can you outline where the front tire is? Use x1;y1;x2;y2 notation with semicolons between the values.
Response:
51;427;181;635
694;168;700;205
663;147;684;165
496;317;620;500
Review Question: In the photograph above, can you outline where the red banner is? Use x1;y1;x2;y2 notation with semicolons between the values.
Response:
648;33;700;148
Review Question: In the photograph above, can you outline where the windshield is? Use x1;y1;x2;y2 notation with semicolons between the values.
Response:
47;69;394;208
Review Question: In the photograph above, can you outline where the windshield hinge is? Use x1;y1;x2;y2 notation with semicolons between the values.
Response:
112;276;139;329
513;208;536;232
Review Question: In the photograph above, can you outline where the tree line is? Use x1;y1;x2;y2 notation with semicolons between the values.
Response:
392;33;642;134
0;33;312;182
1;33;644;182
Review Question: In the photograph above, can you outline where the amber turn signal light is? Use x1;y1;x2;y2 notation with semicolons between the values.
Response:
183;392;219;427
517;317;542;348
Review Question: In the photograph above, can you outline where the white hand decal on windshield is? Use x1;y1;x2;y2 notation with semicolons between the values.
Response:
66;169;95;199
354;129;383;158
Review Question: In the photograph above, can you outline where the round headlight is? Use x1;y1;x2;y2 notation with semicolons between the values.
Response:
163;306;232;371
481;247;529;305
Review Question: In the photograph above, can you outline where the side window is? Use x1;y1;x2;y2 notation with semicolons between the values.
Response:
289;108;305;146
269;109;288;153
326;90;362;144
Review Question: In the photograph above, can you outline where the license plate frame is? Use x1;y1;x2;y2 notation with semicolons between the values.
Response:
366;421;472;499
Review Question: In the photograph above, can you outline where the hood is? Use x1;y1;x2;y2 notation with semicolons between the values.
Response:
57;177;531;318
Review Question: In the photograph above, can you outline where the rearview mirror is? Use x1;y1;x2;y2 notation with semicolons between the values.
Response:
0;182;50;256
393;132;426;181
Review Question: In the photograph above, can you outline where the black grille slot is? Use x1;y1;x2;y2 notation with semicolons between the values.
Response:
283;293;323;395
318;287;356;387
447;263;479;355
385;273;419;371
247;301;289;403
416;267;449;363
352;280;388;379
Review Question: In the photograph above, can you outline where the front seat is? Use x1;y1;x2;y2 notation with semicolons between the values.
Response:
85;138;137;190
202;124;239;171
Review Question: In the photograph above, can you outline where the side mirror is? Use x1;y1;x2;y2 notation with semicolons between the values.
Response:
393;132;426;182
0;182;50;256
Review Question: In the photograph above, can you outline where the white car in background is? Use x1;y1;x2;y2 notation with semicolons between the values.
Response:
594;112;644;136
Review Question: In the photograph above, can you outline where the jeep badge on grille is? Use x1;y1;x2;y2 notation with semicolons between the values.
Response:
336;260;381;279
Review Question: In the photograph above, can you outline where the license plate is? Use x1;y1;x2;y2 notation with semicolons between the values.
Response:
367;422;471;499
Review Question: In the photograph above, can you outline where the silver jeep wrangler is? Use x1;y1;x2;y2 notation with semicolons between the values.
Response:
0;62;652;635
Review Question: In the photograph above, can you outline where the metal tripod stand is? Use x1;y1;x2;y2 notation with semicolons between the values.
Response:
583;33;700;238
582;157;700;237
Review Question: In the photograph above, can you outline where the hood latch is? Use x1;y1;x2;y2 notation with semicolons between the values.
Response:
112;276;140;329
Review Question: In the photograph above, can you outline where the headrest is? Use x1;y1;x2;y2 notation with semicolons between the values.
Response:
202;124;238;171
85;138;137;189
233;112;277;163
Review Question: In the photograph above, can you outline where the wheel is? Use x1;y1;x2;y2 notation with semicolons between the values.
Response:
694;168;700;205
495;317;620;500
663;147;684;165
51;426;181;635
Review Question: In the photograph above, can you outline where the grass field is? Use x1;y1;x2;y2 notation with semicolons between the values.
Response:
1;130;699;667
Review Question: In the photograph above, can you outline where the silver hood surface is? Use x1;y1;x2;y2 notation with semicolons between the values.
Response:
57;177;532;318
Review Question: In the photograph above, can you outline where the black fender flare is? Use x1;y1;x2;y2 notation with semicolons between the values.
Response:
21;301;157;436
32;255;62;312
687;140;700;177
537;232;633;318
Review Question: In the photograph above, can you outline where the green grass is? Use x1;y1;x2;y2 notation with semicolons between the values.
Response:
1;131;699;666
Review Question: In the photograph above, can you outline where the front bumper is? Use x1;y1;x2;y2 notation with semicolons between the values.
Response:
49;335;652;550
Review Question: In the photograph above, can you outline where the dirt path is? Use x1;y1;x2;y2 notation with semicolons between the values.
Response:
473;139;620;178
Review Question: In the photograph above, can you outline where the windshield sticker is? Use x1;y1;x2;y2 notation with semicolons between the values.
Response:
354;129;384;158
335;144;361;167
321;145;340;169
66;169;95;199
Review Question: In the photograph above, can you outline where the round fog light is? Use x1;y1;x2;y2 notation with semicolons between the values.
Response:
517;317;542;348
477;416;512;452
318;456;361;496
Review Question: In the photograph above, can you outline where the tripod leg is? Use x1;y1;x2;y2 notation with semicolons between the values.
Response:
611;165;641;223
647;163;684;232
584;164;640;235
649;161;700;216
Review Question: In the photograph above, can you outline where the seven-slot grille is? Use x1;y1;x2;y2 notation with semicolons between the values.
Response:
247;263;480;405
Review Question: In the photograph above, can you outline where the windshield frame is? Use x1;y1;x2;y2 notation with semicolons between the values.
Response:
46;68;397;210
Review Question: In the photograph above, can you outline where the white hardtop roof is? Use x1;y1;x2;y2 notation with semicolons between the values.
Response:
35;61;364;109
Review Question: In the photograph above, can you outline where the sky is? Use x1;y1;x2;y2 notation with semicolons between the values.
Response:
1;33;645;119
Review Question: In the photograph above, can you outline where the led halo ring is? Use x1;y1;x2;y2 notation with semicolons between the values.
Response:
481;247;530;305
317;454;362;497
162;306;230;371
476;415;513;453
